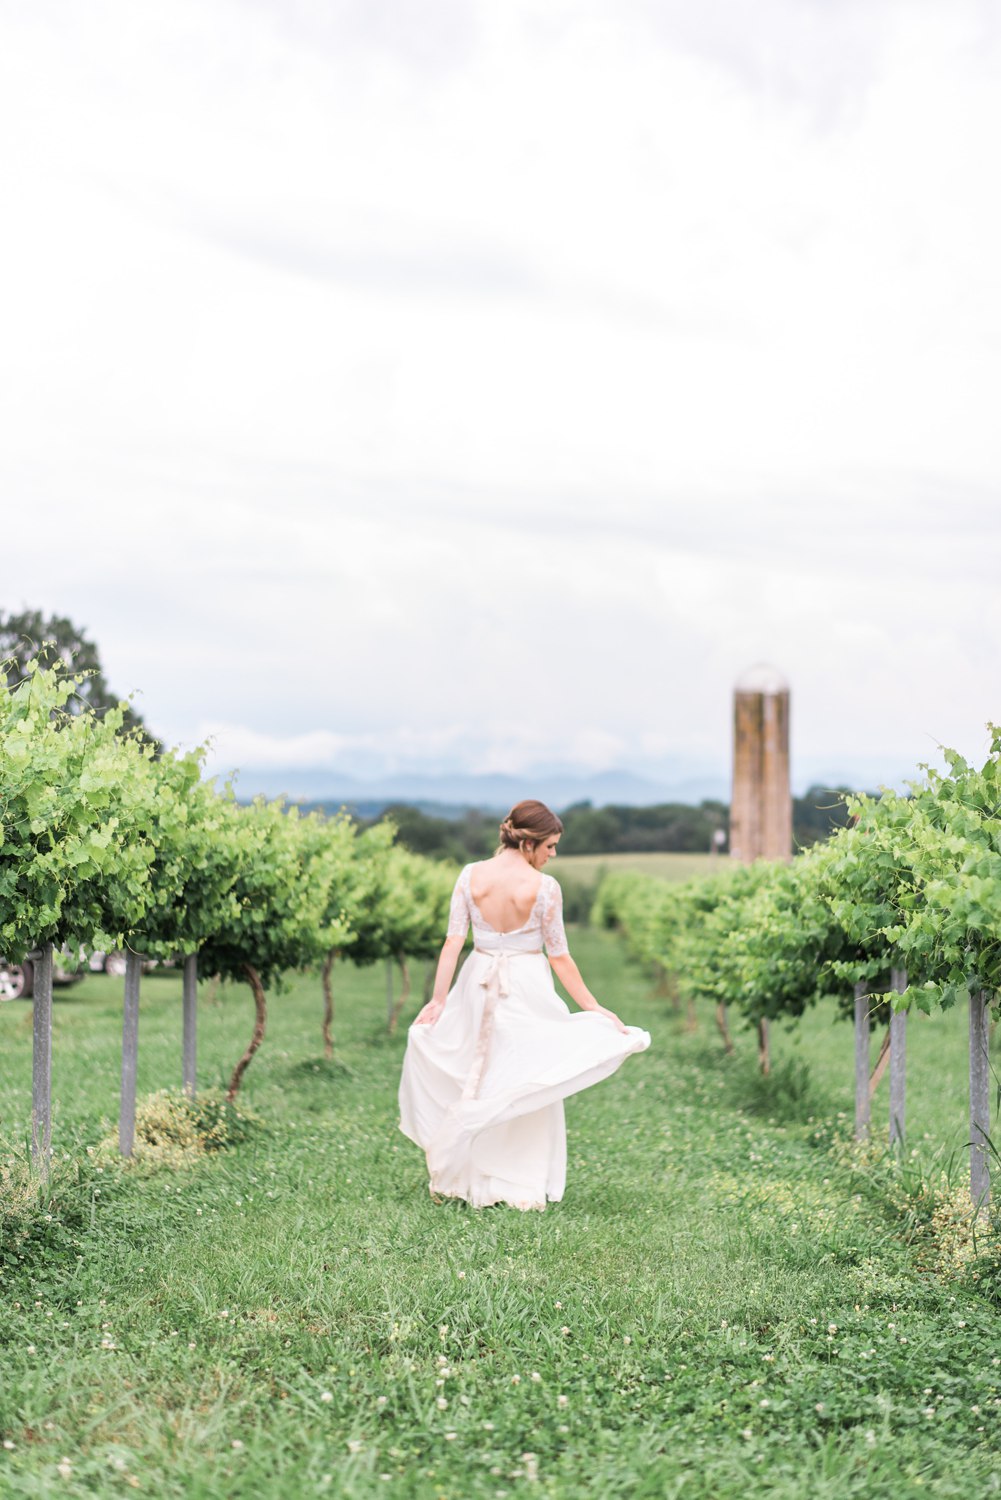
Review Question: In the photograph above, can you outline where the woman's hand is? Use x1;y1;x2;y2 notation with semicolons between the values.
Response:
414;998;445;1027
596;1005;629;1035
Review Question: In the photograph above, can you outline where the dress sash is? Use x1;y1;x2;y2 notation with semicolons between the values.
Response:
461;950;542;1101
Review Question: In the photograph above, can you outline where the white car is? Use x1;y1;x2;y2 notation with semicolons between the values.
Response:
0;953;85;1000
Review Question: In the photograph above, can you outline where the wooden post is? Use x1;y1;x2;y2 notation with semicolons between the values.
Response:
119;951;142;1157
854;982;870;1141
31;944;54;1178
182;953;197;1100
970;990;991;1209
758;1018;771;1075
889;967;907;1148
385;958;394;1027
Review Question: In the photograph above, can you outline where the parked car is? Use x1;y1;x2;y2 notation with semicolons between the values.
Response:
88;950;129;977
0;952;86;1001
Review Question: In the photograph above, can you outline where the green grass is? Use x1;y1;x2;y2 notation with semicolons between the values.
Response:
0;932;998;1499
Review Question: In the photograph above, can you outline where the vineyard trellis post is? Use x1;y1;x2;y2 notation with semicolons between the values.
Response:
119;951;142;1157
853;982;870;1141
182;953;197;1100
969;990;991;1209
889;966;907;1147
30;943;54;1178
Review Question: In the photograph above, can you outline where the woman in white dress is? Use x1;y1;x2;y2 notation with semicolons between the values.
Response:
398;800;651;1211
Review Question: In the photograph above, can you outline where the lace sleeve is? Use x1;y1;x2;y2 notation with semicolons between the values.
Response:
541;875;569;957
446;866;471;940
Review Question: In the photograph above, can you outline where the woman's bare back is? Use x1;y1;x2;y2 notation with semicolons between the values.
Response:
468;856;543;935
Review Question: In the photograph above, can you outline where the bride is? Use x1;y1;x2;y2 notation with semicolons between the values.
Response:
398;800;651;1211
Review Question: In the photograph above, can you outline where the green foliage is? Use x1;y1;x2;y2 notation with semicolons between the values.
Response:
0;662;160;959
0;607;146;733
359;802;495;864
0;662;459;1094
596;733;1001;1031
93;1089;261;1169
559;798;729;854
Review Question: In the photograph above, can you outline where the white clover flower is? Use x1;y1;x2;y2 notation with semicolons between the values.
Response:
530;1371;542;1383
827;1325;837;1334
510;1374;521;1385
320;1392;332;1404
56;1458;72;1480
457;1271;466;1280
376;1396;388;1409
347;1439;364;1455
444;1432;457;1441
231;1440;243;1451
557;1395;568;1408
560;1326;570;1336
436;1397;448;1410
623;1336;632;1346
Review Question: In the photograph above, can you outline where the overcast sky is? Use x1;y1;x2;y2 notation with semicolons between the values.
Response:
2;0;999;796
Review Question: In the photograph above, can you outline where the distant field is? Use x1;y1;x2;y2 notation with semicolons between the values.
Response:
553;850;728;884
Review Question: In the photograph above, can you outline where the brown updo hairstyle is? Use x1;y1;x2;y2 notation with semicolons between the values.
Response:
496;800;564;856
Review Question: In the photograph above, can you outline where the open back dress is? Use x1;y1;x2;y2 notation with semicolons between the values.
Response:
398;863;651;1211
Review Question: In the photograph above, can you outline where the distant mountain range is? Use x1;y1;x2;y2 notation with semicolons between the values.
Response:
228;764;732;811
223;749;916;814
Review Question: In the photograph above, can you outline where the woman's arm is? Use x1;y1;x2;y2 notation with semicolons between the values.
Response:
548;951;628;1034
413;934;467;1025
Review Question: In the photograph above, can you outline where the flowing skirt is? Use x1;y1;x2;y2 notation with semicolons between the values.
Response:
398;948;651;1210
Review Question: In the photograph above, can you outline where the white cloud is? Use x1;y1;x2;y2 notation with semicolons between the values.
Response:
2;0;999;794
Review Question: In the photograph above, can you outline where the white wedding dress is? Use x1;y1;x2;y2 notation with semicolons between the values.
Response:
398;864;651;1211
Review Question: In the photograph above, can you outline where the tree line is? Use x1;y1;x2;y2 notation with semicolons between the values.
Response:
312;789;859;863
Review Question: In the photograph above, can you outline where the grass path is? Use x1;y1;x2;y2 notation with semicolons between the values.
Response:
1;930;998;1498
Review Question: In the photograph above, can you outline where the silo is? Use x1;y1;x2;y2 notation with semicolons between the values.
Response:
730;664;792;865
729;664;792;1075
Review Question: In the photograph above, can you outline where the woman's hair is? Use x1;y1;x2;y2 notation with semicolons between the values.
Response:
496;800;564;855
